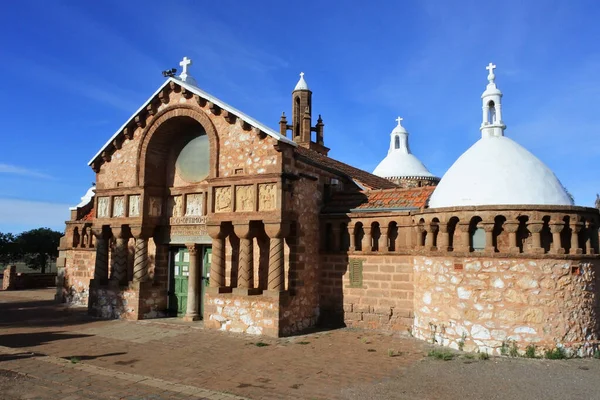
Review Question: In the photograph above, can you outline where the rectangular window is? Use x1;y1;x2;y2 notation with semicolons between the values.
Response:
348;259;363;288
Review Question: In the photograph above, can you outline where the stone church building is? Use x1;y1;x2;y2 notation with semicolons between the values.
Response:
58;58;600;356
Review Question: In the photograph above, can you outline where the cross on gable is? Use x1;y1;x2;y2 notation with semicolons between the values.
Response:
180;57;192;75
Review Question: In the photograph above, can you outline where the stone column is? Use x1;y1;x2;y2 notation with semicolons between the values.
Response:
414;226;424;248
362;226;372;252
264;222;289;294
527;222;544;254
438;224;449;251
482;222;495;253
550;223;565;255
130;227;150;282
585;221;595;255
570;222;583;255
183;243;200;321
504;222;520;254
110;227;128;285
380;226;389;252
348;224;356;251
233;223;254;292
207;224;227;289
92;228;109;283
425;224;436;250
455;223;470;252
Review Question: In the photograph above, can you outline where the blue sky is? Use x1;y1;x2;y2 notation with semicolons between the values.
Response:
0;0;599;234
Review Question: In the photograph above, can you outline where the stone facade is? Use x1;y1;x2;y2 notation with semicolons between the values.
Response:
59;66;600;356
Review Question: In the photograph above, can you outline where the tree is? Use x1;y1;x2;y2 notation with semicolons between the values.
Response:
17;228;62;274
0;232;19;267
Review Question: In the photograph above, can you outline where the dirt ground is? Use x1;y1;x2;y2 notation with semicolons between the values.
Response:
1;288;600;400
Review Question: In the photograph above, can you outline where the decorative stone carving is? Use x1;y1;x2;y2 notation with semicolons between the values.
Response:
97;197;110;218
169;195;183;217
258;183;277;211
214;187;232;213
112;196;125;217
149;196;163;217
129;195;140;217
235;185;255;212
185;193;203;216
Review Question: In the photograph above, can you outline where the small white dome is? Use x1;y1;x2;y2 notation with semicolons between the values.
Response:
373;117;436;179
428;136;573;208
294;72;309;91
373;153;435;178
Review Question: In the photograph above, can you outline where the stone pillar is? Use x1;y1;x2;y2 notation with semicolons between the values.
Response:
92;228;109;283
482;222;495;253
264;222;289;294
414;226;424;248
380;226;389;252
110;227;128;285
425;224;436;250
183;244;200;321
348;224;356;251
130;227;150;282
527;222;544;254
570;222;583;255
233;223;255;293
504;222;520;254
207;224;227;289
585;221;595;255
438;224;449;251
362;226;372;252
550;223;565;255
455;223;470;252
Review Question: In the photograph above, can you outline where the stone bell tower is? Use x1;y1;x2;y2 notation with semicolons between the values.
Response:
280;72;329;155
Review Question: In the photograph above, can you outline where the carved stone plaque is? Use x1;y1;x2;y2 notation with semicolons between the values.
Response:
169;224;210;244
214;187;232;213
235;185;254;212
258;183;277;211
186;193;203;216
112;196;125;217
149;196;163;217
129;195;140;217
97;197;110;218
168;195;183;217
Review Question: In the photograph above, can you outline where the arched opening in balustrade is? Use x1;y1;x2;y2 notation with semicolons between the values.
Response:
492;215;506;252
561;215;572;254
431;218;440;248
418;218;426;247
517;216;529;253
72;227;80;248
447;217;459;251
340;222;350;251
469;216;484;252
541;216;552;253
354;222;364;251
579;217;588;254
371;222;381;251
388;221;398;251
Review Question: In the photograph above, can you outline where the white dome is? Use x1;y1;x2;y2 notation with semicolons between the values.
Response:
373;153;435;178
428;136;573;208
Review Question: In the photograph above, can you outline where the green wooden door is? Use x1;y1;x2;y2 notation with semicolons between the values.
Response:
171;248;190;316
200;247;212;317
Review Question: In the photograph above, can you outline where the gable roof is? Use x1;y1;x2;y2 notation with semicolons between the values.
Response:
88;77;295;166
295;146;398;190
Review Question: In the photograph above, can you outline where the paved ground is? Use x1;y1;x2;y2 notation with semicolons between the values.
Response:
1;289;600;400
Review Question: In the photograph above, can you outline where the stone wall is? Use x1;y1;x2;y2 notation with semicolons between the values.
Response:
413;255;600;356
319;254;414;331
2;266;57;291
204;292;279;336
88;281;167;320
61;248;95;306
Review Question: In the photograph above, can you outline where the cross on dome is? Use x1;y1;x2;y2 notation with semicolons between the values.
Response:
300;72;304;78
486;62;497;83
395;116;404;126
294;71;309;91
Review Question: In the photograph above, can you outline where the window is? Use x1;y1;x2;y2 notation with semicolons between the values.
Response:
488;100;496;124
348;259;364;288
394;135;400;149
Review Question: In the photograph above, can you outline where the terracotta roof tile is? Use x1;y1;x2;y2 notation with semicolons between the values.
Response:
295;146;398;190
323;186;435;213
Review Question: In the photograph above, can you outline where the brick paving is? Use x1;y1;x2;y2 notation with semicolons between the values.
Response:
0;289;427;400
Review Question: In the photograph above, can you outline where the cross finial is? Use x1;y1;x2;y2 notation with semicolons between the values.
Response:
300;72;304;78
395;116;403;126
180;57;192;75
486;62;497;83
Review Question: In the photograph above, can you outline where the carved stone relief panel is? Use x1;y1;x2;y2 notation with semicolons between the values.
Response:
235;185;255;212
258;183;277;211
112;196;125;217
129;195;140;217
214;187;232;213
168;195;183;217
97;197;110;218
186;193;203;216
149;196;163;217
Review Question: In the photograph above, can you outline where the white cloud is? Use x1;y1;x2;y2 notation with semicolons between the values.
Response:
0;164;53;179
0;198;71;234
